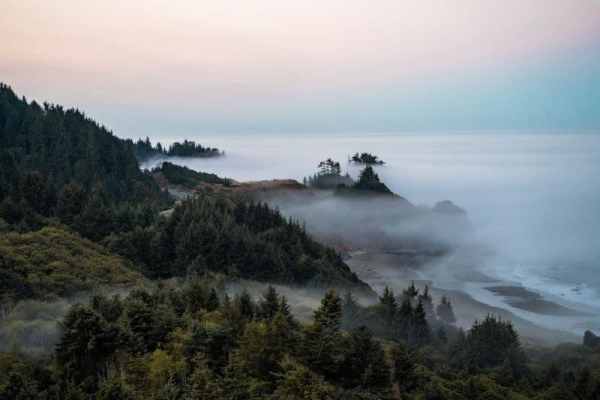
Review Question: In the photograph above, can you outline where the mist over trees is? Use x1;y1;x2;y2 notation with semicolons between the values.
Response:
0;83;366;298
2;83;600;399
3;282;599;399
134;137;222;160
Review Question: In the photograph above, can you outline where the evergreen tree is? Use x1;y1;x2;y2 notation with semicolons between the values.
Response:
341;291;361;330
403;281;419;300
258;285;280;321
418;284;434;319
237;290;255;320
396;296;413;341
56;305;122;383
302;289;343;379
206;288;220;312
313;289;342;332
391;343;418;394
409;300;431;347
341;326;390;392
436;295;457;325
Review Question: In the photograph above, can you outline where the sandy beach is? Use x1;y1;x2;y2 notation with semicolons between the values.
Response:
345;249;582;346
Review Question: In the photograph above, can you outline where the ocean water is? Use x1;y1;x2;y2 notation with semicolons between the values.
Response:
142;131;600;313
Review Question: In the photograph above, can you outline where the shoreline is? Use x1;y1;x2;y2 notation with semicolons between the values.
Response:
345;250;582;346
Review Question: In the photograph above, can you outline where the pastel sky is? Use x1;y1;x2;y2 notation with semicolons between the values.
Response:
2;0;600;136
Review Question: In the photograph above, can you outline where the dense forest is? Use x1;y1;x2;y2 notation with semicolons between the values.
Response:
104;195;369;290
3;282;600;399
134;137;222;160
2;83;600;399
0;83;369;296
152;162;232;189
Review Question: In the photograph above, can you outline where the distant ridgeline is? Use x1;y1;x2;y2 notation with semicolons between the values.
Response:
0;83;371;301
152;161;232;189
134;137;223;160
304;157;392;194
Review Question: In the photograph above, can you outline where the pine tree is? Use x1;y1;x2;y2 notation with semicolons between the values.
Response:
396;297;413;341
342;326;390;392
418;284;434;319
342;291;361;330
403;281;419;300
409;300;430;347
206;288;220;312
237;290;255;320
379;286;397;320
436;295;457;325
302;289;343;379
313;289;342;332
258;285;280;321
391;343;418;394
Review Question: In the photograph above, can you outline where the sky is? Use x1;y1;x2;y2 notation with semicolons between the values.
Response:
2;0;600;136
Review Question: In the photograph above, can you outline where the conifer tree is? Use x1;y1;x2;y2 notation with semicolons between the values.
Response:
396;296;414;341
206;288;220;312
436;295;456;325
342;291;361;330
418;284;434;319
237;290;255;320
391;343;418;394
409;300;431;346
302;289;343;379
258;285;280;321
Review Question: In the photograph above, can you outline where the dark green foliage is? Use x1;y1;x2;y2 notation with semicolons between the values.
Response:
304;158;354;189
391;343;418;393
341;326;390;392
134;137;222;160
0;227;141;302
0;83;170;239
342;291;362;330
0;84;166;205
583;330;600;348
350;152;385;165
106;194;370;291
257;286;282;321
352;166;392;194
206;288;220;311
409;300;431;347
454;315;526;371
153;161;231;188
418;285;435;319
301;290;344;380
56;305;124;383
378;286;397;323
436;295;456;325
318;158;342;176
3;284;600;400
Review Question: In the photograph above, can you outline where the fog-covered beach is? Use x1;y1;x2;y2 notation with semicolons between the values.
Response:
142;131;600;336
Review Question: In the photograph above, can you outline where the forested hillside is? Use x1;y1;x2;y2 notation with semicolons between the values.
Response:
0;83;370;297
0;227;141;302
0;84;165;204
104;196;369;291
3;282;600;399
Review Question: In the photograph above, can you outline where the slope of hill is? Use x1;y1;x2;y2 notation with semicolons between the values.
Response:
0;83;164;204
0;227;142;301
0;83;373;298
105;194;372;294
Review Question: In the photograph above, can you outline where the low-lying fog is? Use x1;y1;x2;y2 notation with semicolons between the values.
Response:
142;131;600;335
